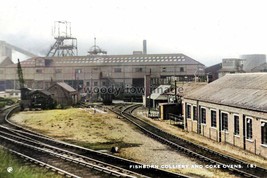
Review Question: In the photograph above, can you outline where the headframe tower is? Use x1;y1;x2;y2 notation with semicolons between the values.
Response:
88;37;107;55
46;21;78;57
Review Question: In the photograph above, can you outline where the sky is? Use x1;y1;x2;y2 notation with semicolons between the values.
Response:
1;0;267;66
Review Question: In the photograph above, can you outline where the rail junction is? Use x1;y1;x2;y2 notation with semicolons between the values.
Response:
0;105;187;178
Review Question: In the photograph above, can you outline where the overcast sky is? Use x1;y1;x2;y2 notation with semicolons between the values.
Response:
1;0;267;66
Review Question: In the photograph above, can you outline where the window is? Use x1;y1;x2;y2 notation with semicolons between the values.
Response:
247;118;252;139
186;104;191;119
55;69;62;73
262;122;267;145
222;113;228;131
193;106;197;120
180;67;184;72
234;115;239;135
211;110;216;127
36;69;42;73
135;68;143;72
162;67;166;72
201;108;206;124
86;82;90;86
75;69;82;73
114;68;122;73
94;82;98;86
35;58;45;66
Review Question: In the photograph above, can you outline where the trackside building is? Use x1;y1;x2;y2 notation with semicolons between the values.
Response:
183;73;267;158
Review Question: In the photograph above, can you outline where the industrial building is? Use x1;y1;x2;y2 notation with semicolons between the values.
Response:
218;58;245;78
240;54;266;72
0;53;205;101
183;73;267;158
218;54;266;78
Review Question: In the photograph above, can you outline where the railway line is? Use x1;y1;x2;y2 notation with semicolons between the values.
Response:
0;105;187;178
112;104;267;178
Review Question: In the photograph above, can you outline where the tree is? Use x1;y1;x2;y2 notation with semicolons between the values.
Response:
17;58;25;89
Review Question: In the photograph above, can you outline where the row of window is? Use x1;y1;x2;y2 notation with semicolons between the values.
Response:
58;55;185;61
162;67;185;72
186;104;267;144
53;58;186;64
37;67;185;74
21;57;187;66
86;81;99;86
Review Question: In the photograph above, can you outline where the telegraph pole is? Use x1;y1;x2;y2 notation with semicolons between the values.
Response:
148;68;151;115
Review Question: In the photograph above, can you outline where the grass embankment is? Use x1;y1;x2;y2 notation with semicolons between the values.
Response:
11;108;142;151
0;147;61;178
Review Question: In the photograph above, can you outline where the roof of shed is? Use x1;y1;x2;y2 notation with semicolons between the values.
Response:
184;73;267;112
56;82;76;92
167;82;207;96
29;90;52;96
150;85;171;100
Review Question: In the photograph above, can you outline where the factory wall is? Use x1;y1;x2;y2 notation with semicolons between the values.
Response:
183;98;267;158
0;65;205;91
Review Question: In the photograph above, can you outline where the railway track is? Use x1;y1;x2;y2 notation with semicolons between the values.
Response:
116;104;267;178
0;105;187;178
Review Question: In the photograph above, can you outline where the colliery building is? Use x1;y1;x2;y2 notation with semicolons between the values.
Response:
0;53;205;100
183;73;267;158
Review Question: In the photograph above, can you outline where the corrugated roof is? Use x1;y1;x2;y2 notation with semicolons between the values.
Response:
184;73;267;112
5;53;204;68
56;82;76;92
150;85;171;100
167;82;207;96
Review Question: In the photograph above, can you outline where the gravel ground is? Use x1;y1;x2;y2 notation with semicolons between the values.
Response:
10;108;237;177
